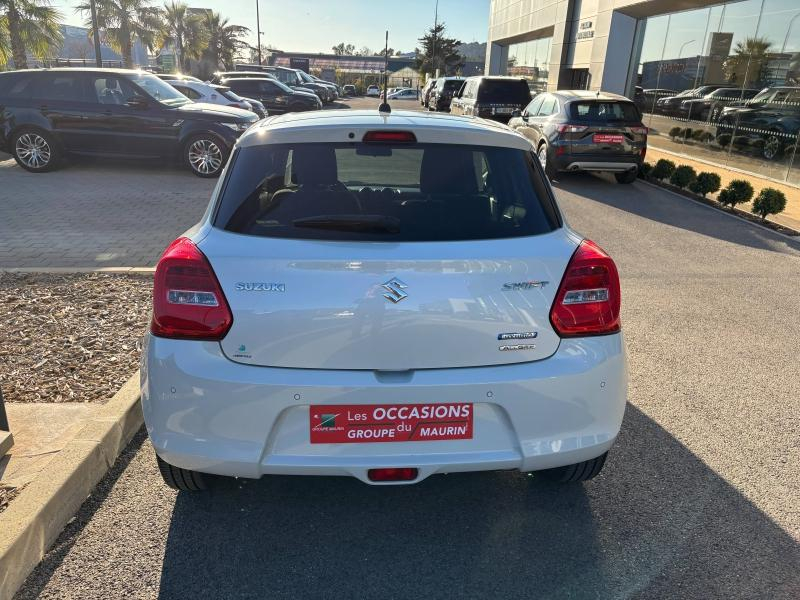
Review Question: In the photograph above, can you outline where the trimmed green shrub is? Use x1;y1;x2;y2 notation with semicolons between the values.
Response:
716;133;732;147
699;132;715;144
688;172;721;197
639;162;653;178
751;187;787;220
717;179;754;209
651;158;676;181
691;129;705;141
669;126;683;140
669;165;697;188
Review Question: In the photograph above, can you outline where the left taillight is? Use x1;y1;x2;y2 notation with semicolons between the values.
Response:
556;123;589;134
150;237;233;340
550;239;621;337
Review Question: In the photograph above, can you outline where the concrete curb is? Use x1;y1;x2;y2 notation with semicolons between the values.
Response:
638;180;800;244
0;372;143;600
0;431;13;458
0;267;155;274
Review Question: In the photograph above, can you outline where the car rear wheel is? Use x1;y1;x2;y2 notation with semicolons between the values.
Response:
185;135;227;178
156;454;208;491
537;452;608;483
762;132;784;160
614;169;638;184
537;143;556;181
12;129;60;173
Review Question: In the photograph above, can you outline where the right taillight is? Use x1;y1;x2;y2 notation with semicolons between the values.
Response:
150;237;233;340
550;239;621;337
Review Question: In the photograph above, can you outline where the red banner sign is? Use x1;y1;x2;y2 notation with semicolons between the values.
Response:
593;134;624;144
309;403;473;444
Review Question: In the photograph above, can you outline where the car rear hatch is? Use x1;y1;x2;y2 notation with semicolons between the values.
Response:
476;79;531;121
565;100;646;158
202;137;576;371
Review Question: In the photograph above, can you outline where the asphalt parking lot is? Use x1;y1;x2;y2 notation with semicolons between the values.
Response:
0;97;400;269
13;166;800;599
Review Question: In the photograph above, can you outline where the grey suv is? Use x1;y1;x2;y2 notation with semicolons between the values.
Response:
508;90;647;183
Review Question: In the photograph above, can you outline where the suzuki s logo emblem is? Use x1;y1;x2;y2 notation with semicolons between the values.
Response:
382;278;408;303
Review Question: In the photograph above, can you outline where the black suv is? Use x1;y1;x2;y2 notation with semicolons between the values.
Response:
716;86;800;160
508;90;647;183
429;77;465;112
221;77;322;114
0;68;257;177
449;76;531;123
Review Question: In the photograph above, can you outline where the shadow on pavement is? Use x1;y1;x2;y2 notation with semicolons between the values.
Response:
555;173;800;255
157;405;799;599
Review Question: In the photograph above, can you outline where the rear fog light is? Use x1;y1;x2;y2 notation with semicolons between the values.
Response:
368;468;418;482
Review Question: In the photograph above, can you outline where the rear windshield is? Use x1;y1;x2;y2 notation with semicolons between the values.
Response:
215;143;558;242
569;101;641;122
477;80;531;104
442;80;463;92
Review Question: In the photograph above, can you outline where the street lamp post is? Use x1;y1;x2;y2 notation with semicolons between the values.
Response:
256;0;262;65
432;0;439;77
678;40;695;59
89;0;103;67
780;12;800;55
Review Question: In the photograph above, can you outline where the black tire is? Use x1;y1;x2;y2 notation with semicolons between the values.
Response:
615;169;638;184
538;452;608;483
184;134;228;178
762;131;784;161
11;128;61;173
537;142;556;181
156;454;208;491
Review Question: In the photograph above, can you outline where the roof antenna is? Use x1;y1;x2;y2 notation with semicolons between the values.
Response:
379;30;391;114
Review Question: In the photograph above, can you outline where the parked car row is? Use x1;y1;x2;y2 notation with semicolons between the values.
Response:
0;68;258;177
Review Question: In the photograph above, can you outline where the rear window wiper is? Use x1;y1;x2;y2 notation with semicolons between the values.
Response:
293;215;401;234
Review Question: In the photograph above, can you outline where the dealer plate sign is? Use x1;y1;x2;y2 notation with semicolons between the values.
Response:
310;403;473;443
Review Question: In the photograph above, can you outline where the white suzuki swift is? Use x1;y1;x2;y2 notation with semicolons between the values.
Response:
142;109;627;490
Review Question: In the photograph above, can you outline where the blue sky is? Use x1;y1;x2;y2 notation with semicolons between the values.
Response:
56;0;491;53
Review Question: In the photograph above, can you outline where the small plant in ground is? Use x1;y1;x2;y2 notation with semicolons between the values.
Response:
717;179;754;210
669;126;683;140
639;162;653;178
751;187;787;220
651;158;676;181
691;129;705;141
700;132;715;144
669;165;697;188
689;172;721;197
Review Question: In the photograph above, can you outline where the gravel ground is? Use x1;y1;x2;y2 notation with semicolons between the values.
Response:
14;175;800;600
0;273;152;403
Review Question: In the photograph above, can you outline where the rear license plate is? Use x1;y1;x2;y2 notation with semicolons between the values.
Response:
310;403;473;443
495;107;513;114
593;134;625;144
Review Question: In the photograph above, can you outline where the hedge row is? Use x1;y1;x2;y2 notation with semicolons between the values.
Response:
640;159;788;220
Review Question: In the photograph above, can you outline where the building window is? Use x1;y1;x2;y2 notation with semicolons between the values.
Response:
505;37;552;93
634;0;800;185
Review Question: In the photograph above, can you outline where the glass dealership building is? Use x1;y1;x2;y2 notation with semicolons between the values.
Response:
485;0;800;185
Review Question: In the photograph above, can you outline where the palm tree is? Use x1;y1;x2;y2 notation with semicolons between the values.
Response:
76;0;163;68
158;1;205;72
723;37;773;87
0;0;63;69
202;11;248;70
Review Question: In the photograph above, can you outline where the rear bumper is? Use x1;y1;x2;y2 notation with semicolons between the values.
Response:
142;334;627;484
552;151;642;173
